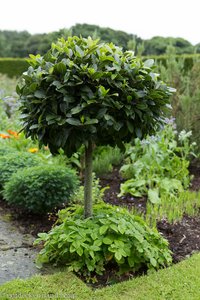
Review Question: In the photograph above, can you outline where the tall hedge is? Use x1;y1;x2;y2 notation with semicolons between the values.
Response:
1;55;200;78
0;58;28;77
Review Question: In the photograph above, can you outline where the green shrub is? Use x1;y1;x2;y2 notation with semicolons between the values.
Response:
3;165;79;213
0;143;17;156
0;152;41;190
34;203;172;276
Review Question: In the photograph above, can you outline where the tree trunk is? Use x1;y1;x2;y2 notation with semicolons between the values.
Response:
84;140;93;218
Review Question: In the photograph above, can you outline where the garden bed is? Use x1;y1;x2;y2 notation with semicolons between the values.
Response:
0;163;200;287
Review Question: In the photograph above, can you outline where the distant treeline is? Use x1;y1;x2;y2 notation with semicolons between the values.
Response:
0;23;200;58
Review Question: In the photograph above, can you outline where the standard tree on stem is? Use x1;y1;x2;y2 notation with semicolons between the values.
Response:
17;36;173;218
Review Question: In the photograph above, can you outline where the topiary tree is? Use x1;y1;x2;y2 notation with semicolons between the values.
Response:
17;36;173;218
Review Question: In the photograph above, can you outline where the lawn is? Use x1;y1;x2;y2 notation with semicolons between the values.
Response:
1;252;200;300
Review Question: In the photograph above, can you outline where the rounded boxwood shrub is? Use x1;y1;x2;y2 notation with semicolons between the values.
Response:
34;203;172;276
0;152;41;190
3;165;79;213
0;144;17;156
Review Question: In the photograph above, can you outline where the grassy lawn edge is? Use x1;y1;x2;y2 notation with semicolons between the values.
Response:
1;253;200;300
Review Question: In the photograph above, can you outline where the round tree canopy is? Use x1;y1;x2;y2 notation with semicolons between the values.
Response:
17;36;174;156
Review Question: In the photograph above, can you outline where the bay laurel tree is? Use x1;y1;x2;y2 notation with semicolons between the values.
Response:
17;36;174;217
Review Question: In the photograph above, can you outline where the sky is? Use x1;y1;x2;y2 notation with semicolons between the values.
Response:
1;0;200;45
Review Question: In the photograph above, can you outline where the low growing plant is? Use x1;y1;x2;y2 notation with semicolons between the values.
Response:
145;190;200;226
34;203;172;276
119;122;196;203
3;165;79;213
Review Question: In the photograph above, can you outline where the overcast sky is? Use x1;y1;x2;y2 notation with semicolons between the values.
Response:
1;0;200;45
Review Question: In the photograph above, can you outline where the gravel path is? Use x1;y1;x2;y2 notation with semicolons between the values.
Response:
0;209;41;285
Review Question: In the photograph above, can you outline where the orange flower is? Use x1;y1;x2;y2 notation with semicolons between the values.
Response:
0;133;11;139
28;148;39;153
7;129;19;138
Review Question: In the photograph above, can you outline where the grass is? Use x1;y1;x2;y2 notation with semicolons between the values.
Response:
1;253;200;300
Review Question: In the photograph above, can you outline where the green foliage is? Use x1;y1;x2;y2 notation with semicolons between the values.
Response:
17;36;173;157
93;146;123;176
0;143;17;156
119;123;196;202
71;23;139;51
146;190;200;227
143;37;194;56
34;203;172;276
70;173;108;205
0;74;20;129
157;50;200;150
0;58;29;78
3;165;79;213
0;151;42;190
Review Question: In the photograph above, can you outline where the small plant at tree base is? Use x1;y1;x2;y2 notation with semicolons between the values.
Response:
92;146;123;177
0;151;42;190
34;203;172;276
3;165;79;214
70;173;108;205
17;36;173;218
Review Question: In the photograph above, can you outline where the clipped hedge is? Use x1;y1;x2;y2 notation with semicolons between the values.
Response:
0;151;41;190
0;58;28;78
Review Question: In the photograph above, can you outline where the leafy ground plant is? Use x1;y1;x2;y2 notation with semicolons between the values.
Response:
119;122;196;203
145;190;200;227
34;203;172;277
70;173;108;205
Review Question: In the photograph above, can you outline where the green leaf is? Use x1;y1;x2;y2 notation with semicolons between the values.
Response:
144;59;154;68
150;257;157;267
66;118;81;126
99;225;108;235
127;121;134;133
54;62;66;74
29;124;39;130
103;237;113;245
84;118;98;125
115;251;122;261
77;247;83;256
75;45;84;57
34;90;45;98
71;106;83;115
148;189;161;204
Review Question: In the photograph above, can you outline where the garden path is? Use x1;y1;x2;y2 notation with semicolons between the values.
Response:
0;207;40;285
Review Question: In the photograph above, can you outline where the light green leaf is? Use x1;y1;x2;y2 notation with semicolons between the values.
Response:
66;118;81;126
99;225;108;235
103;237;113;245
144;59;154;68
148;188;161;204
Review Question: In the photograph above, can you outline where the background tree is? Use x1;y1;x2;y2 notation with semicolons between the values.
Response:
17;36;173;218
143;36;194;56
